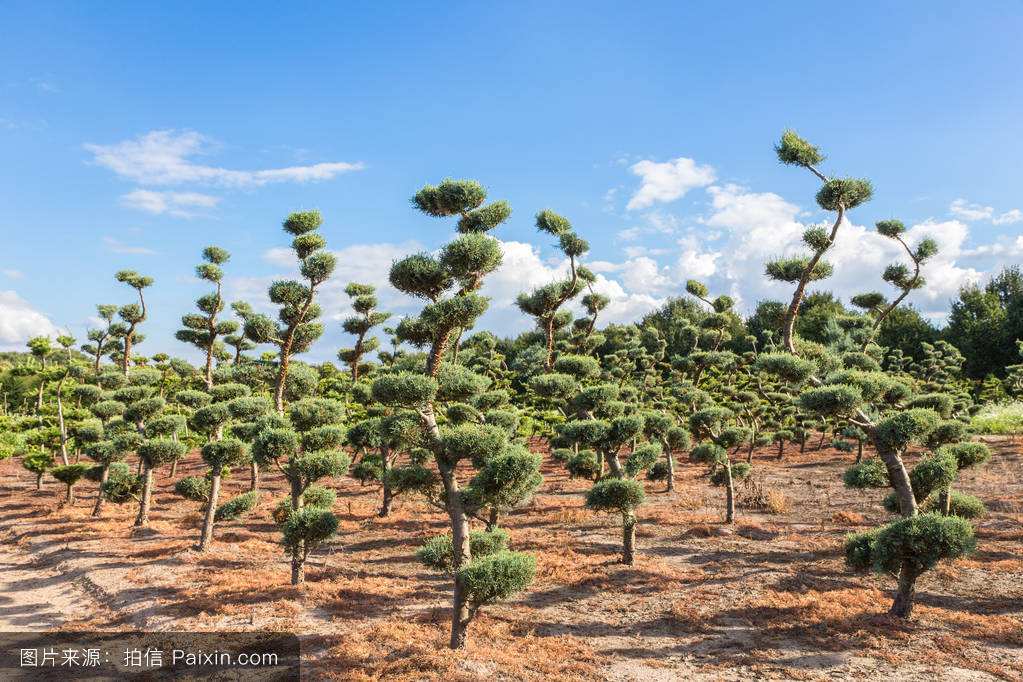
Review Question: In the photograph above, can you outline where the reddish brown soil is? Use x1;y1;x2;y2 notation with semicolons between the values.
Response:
1;438;1021;681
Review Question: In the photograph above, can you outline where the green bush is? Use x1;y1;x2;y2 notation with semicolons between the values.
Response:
970;402;1023;435
215;491;260;522
51;463;90;486
457;550;536;608
646;460;670;482
845;512;975;575
101;472;143;504
585;478;644;513
351;454;383;484
566;450;599;479
710;461;751;486
843;458;889;489
272;485;336;523
174;475;211;502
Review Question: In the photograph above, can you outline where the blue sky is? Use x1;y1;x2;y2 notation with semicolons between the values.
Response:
2;2;1022;360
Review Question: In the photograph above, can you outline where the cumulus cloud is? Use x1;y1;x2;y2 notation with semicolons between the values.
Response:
993;208;1023;225
0;290;58;348
85;130;363;188
120;189;220;217
949;199;993;221
626;157;716;210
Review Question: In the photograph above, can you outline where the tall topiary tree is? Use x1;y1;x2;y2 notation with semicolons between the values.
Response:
175;246;238;389
239;212;335;413
253;397;349;583
111;270;154;376
82;304;120;373
374;178;541;649
339;283;390;381
767;131;977;618
516;210;594;371
26;335;51;412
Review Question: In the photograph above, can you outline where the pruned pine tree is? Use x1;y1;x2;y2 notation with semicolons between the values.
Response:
689;406;751;523
339;282;391;381
111;270;154;376
26;335;51;412
253;397;349;584
516;210;594;371
375;178;541;649
175;246;238;389
224;301;257;365
50;462;90;504
642;411;691;492
81;304;120;373
51;334;78;465
188;382;266;550
763;130;977;618
239;212;335;413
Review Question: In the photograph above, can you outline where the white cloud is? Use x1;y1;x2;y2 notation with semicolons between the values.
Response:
626;157;715;210
949;199;993;221
120;189;221;217
103;236;157;255
0;291;58;348
993;209;1023;225
84;130;363;188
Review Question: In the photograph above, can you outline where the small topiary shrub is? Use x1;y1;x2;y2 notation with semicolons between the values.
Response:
215;490;260;522
843;458;890;489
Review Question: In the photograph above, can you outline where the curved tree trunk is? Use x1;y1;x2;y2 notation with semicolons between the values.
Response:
665;450;675;492
250;462;260;492
198;472;221;551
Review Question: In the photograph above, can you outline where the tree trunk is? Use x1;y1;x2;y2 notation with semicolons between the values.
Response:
134;462;153;527
56;384;70;466
169;458;178;478
889;559;918;618
817;430;827;449
440;461;472;649
65;484;74;505
800;437;806;454
274;353;291;415
290;478;304;585
250;462;260;492
486;506;499;531
36;473;43;490
198;472;221;551
856;441;863;463
939;486;952;516
379;447;392;517
665;450;675;492
777;441;784;460
872;440;917;518
622;513;636;565
92;464;109;516
724;463;735;524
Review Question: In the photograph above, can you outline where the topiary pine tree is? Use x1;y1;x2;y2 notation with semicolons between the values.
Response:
516;210;595;371
175;246;238;389
252;397;349;584
111;270;154;376
22;448;54;489
689;406;751;523
81;304;120;373
239;211;336;413
26;335;52;413
224;301;257;365
374;178;541;649
766;131;978;618
50;462;90;504
770;130;873;353
339;282;391;381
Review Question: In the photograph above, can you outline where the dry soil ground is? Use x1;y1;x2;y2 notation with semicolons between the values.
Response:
1;438;1021;681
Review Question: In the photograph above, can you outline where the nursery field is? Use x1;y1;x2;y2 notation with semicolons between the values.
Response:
2;437;1021;681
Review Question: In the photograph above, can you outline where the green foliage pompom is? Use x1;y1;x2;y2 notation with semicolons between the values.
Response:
754;352;817;384
765;257;834;284
371;372;438;407
710;461;751;486
351;454;384;484
843;458;890;489
457;200;512;233
437;363;491;402
101;471;143;504
815;178;873;211
586;478;645;514
875;409;941;452
389;253;453;300
253;428;300;465
936;442;990;469
282;210;323;236
51;463;90;486
281;507;338;554
139;438;187;467
439;233;503;281
909;451;958;500
413;179;487;217
876;219;906;238
175;475;212;502
566;450;599;479
215;491;259;522
690;442;726;465
457;550;536;608
921;491;986;518
535;209;572;236
201;438;249;471
553;354;601;380
646;460;671;482
847;513;975;575
799;384;863;416
775;130;824;167
529;373;577;400
417;528;510;573
624;443;661;478
464;448;543;510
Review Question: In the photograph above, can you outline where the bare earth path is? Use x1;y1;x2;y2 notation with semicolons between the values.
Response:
0;542;92;630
